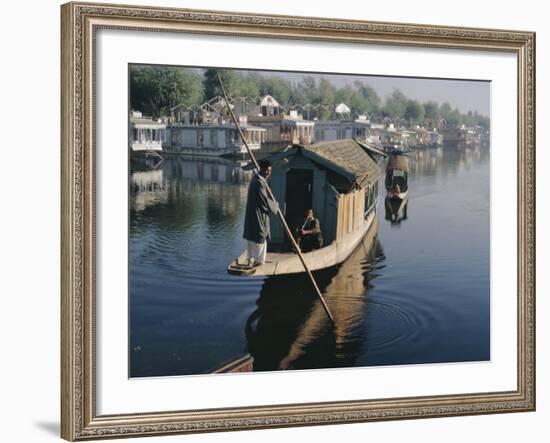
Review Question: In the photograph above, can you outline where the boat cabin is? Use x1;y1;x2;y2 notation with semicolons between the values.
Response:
385;154;409;194
166;121;266;155
266;139;381;250
129;111;167;152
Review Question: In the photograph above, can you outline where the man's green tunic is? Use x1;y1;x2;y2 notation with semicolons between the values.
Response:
243;174;278;243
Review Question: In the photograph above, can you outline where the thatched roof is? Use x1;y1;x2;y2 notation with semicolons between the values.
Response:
303;139;381;186
259;139;381;188
387;154;409;172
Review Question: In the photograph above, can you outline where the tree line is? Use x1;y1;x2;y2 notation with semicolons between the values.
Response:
130;65;489;128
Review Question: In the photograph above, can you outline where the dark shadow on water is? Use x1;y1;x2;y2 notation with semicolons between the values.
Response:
33;421;59;436
245;225;383;372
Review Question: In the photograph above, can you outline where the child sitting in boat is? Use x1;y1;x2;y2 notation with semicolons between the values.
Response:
296;209;323;252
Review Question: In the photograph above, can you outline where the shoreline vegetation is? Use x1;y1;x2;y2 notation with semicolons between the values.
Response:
129;65;490;129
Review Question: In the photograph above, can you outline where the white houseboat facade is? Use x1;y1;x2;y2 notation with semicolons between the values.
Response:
129;111;167;152
313;116;371;143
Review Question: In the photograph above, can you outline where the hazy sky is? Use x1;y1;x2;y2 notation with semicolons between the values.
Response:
193;67;490;117
248;70;490;117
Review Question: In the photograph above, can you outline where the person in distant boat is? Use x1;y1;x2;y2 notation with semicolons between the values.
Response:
297;209;323;252
243;159;279;267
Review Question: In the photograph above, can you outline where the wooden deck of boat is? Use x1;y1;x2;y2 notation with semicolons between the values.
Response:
228;213;377;277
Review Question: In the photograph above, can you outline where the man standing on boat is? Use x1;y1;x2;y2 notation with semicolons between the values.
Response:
243;159;279;267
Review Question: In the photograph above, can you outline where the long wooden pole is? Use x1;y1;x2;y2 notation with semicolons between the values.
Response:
217;74;335;326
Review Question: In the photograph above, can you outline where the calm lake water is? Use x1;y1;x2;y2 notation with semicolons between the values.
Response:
129;146;490;377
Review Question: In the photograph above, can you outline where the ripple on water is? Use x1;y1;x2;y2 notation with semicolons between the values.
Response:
364;298;423;351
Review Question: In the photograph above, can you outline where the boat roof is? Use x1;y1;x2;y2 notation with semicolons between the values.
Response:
269;139;381;187
355;139;387;158
130;117;167;129
387;154;409;171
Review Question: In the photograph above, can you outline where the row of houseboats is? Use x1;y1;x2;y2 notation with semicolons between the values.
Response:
129;94;488;157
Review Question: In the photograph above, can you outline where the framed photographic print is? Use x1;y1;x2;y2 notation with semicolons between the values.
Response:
61;1;536;440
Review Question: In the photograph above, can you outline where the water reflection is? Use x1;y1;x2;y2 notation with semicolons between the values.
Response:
130;143;490;377
384;197;408;225
130;168;168;212
406;145;486;179
246;219;381;371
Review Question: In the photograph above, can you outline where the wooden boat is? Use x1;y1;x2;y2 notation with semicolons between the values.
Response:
385;153;409;200
210;354;254;373
228;139;382;277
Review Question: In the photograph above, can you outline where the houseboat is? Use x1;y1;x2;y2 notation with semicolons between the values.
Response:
313;115;371;144
246;110;315;151
166;116;266;157
427;130;443;148
246;96;315;152
129;111;167;153
385;153;409;200
405;127;430;149
227;139;382;276
440;126;479;148
381;127;409;152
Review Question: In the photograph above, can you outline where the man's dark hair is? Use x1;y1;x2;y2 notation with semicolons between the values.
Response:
259;159;271;170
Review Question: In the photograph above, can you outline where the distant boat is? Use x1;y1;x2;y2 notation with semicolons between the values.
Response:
385;153;409;200
228;139;382;277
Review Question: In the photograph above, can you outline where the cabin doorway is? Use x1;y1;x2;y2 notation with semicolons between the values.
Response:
284;169;313;240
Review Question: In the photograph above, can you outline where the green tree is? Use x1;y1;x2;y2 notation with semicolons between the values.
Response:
383;89;408;119
298;76;318;104
404;99;425;124
203;68;243;101
353;81;381;115
335;85;358;114
439;102;453;120
130;65;203;117
318;78;336;118
257;76;293;104
237;73;262;97
423;101;440;120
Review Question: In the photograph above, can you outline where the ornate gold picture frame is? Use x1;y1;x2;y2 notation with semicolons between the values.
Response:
61;1;535;440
